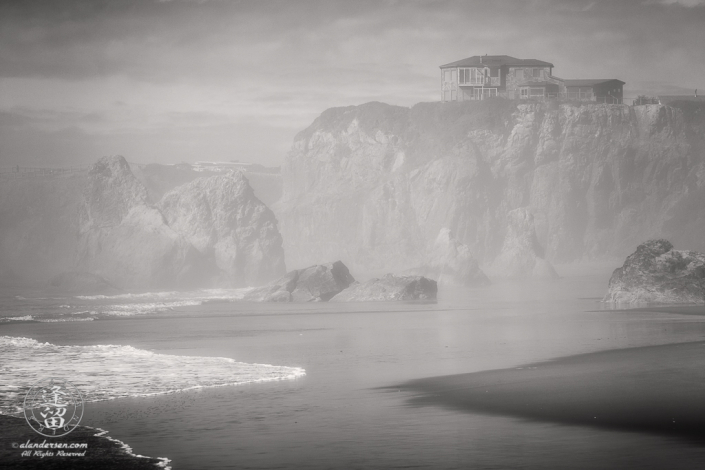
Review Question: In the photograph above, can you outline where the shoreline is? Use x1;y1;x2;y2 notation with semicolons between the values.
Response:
0;414;170;469
391;341;705;444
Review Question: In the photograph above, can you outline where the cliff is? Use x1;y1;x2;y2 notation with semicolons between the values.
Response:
486;208;558;279
77;156;204;288
276;100;705;277
0;156;286;289
158;173;285;286
408;228;490;286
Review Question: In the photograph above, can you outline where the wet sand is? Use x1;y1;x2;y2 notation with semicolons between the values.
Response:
0;415;168;469
395;341;705;444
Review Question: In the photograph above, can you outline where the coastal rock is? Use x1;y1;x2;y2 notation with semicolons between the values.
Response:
244;261;355;302
77;156;203;288
48;271;120;294
157;172;286;287
486;208;559;280
330;274;437;301
73;156;286;289
603;239;705;304
409;228;489;286
276;101;705;276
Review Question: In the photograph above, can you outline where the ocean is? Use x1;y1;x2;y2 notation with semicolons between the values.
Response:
2;263;705;469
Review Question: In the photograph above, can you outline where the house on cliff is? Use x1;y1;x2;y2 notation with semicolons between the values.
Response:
440;54;624;104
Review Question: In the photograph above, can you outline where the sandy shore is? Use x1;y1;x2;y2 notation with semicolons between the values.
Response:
394;341;705;444
0;415;169;469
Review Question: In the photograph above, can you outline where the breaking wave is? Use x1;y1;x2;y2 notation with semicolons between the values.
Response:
0;336;305;416
0;288;253;322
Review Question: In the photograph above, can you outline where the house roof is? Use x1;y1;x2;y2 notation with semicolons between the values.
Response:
440;55;554;69
564;79;625;87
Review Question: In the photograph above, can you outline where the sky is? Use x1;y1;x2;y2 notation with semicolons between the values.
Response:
1;0;704;168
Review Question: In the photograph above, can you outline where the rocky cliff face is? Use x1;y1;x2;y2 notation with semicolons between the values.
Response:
77;156;206;288
408;228;489;286
486;208;558;280
0;155;286;289
157;173;285;287
276;100;705;277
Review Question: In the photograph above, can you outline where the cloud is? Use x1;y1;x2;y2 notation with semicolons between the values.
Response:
646;0;705;6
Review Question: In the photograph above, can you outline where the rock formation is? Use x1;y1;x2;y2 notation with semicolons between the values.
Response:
275;100;705;277
330;274;437;301
244;261;355;302
77;156;202;289
157;172;285;287
71;155;286;289
486;208;559;279
4;101;705;289
603;239;705;304
409;228;490;286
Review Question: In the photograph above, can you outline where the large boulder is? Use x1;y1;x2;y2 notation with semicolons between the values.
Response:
486;208;559;280
409;228;489;286
157;172;286;287
603;239;705;304
244;261;355;302
330;274;437;301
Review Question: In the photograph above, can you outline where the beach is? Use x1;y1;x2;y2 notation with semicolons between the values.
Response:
0;415;168;469
2;265;705;468
396;340;705;444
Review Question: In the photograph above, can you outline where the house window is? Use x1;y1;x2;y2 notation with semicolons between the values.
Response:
533;68;541;78
490;68;499;78
520;87;529;99
459;68;485;86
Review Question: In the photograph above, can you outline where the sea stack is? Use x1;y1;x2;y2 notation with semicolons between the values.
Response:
603;239;705;304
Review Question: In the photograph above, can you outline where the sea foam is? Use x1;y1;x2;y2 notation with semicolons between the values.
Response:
0;336;305;415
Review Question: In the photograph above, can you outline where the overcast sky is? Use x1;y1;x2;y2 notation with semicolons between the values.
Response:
1;0;704;167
